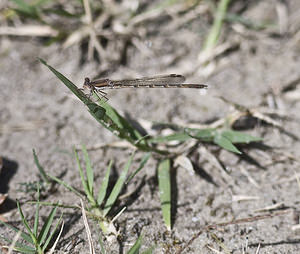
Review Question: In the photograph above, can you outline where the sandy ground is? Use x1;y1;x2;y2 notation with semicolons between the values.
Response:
1;0;300;253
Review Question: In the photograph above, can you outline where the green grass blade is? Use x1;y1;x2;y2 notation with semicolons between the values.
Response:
33;149;50;184
47;174;83;198
42;214;63;252
213;132;241;154
148;132;191;143
0;235;36;253
185;128;216;142
28;201;79;211
17;201;36;244
0;237;37;254
221;130;262;143
11;0;39;18
82;145;94;195
11;247;36;254
103;154;134;216
202;0;232;51
157;159;171;230
39;58;99;107
97;160;113;207
0;221;33;244
127;152;151;184
33;184;40;237
74;149;94;203
127;234;142;254
37;206;57;244
100;101;137;135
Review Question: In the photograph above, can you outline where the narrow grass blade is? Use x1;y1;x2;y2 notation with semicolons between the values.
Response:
28;201;78;210
213;132;241;154
148;132;191;143
0;235;36;253
103;153;134;216
98;232;106;254
202;0;232;51
127;234;142;254
33;149;50;184
74;149;94;203
0;221;32;245
11;0;39;18
39;58;99;107
37;206;58;245
7;243;36;254
48;220;64;254
221;130;262;143
42;214;63;252
158;159;171;230
16;201;36;244
33;184;40;237
97;160;113;206
185;128;216;142
47;174;82;198
82;145;94;195
127;152;151;184
100;100;142;141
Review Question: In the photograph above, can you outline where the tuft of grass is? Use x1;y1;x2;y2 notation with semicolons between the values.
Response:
0;184;63;254
47;146;139;234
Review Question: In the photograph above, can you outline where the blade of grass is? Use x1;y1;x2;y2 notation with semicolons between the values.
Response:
82;145;94;195
221;130;262;143
158;159;171;230
126;152;151;184
97;160;113;206
48;220;64;254
7;243;36;254
148;132;191;143
127;234;142;254
39;58;99;106
202;0;232;52
103;153;135;216
0;235;36;253
33;149;50;184
98;232;106;254
37;205;58;245
213;132;241;154
185;128;216;142
16;201;37;245
33;184;40;237
0;221;32;244
42;213;63;252
74;149;94;204
47;174;82;198
11;0;39;18
99;100;142;141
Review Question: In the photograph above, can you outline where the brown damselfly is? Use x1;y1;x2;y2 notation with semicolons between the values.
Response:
82;74;207;99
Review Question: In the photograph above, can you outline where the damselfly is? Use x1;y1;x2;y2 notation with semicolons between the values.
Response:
82;74;207;99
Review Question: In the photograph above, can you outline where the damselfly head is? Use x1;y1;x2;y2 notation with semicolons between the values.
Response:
83;77;92;90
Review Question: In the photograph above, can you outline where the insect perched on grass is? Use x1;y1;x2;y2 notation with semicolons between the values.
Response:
82;74;207;100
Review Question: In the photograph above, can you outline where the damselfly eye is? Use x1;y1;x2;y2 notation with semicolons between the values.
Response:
84;77;90;84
